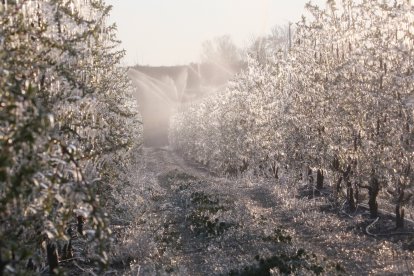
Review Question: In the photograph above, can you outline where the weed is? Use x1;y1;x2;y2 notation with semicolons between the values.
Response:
187;191;231;237
263;228;292;244
229;248;324;275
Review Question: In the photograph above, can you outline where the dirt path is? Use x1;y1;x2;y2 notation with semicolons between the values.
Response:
115;147;414;275
137;147;281;274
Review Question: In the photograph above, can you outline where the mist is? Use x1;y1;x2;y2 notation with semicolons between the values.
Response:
128;39;247;147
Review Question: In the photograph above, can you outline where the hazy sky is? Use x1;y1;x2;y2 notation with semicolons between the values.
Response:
106;0;326;66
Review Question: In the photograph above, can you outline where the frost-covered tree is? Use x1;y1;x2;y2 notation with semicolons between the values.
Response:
0;0;141;273
171;0;414;224
247;24;290;65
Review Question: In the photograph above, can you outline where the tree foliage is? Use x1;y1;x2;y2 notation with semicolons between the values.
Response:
0;0;141;273
171;0;414;219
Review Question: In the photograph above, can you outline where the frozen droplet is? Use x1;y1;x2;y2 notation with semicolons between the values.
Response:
48;113;55;127
70;1;74;14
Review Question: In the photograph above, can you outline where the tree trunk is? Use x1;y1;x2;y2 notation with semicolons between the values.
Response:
77;215;85;236
308;166;313;186
354;183;359;205
316;169;324;190
47;243;59;274
396;204;405;229
335;176;342;199
347;187;356;212
27;258;36;271
368;176;380;218
332;155;340;171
